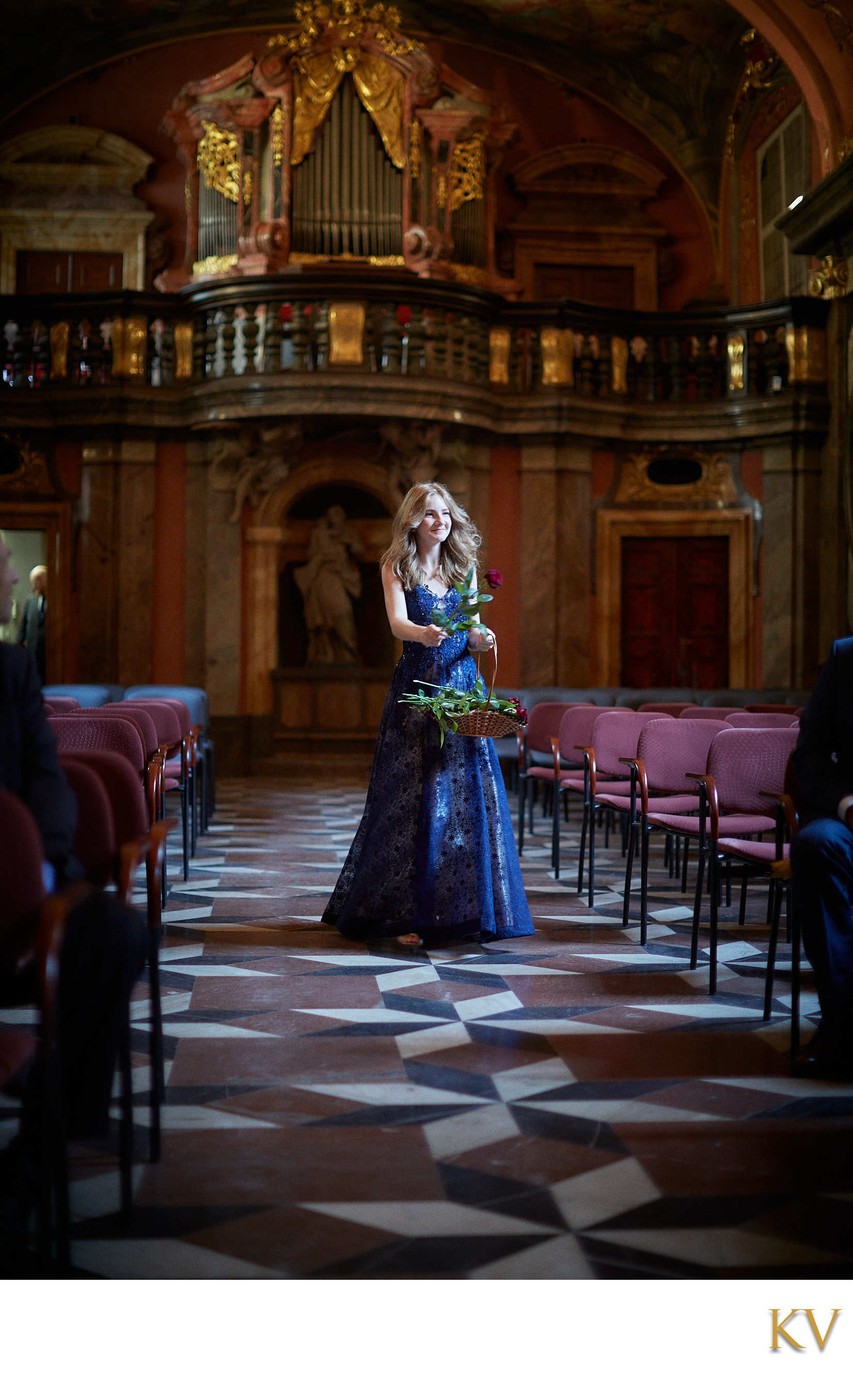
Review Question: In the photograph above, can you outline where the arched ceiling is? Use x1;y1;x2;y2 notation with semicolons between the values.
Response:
3;1;851;198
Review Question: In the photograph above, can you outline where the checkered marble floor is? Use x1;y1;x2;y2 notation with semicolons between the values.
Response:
4;773;853;1282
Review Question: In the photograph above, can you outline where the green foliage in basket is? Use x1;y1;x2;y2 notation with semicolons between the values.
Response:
400;679;528;746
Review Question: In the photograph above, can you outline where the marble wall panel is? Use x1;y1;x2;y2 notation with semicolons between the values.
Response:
519;449;559;686
116;441;156;685
79;444;119;682
205;480;242;716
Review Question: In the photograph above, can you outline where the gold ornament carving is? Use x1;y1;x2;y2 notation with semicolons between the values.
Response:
290;48;405;167
725;28;780;160
49;321;70;380
727;332;746;392
243;168;254;206
197;120;240;203
489;327;511;386
449;135;485;211
540;328;574;387
328;302;366;365
193;253;239;277
611;337;628;395
173;322;194;380
784;323;828;381
0;440;55;497
270;2;415;61
808;255;849;299
271;106;285;167
614;453;738;508
409;117;422;179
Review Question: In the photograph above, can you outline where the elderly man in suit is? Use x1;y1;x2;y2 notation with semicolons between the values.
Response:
790;636;853;1079
16;563;48;685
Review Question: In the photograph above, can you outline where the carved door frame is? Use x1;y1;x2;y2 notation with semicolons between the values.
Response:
0;500;73;683
595;507;755;687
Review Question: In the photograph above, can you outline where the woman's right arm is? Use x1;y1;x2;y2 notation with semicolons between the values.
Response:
381;564;447;648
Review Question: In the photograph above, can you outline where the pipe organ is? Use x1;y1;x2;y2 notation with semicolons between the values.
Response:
160;0;517;291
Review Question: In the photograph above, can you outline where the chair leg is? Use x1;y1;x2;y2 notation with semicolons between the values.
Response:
763;877;783;1021
708;853;719;995
577;800;589;895
639;823;651;945
117;1019;134;1227
690;846;707;970
148;928;164;1164
552;786;561;876
621;815;637;928
790;887;801;1060
587;804;596;907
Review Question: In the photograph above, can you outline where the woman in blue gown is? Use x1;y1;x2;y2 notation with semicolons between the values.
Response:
322;482;534;947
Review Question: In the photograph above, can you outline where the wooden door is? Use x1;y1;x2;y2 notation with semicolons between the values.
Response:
620;536;729;688
16;250;123;294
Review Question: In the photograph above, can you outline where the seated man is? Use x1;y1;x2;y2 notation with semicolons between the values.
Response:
0;539;146;1263
790;635;853;1078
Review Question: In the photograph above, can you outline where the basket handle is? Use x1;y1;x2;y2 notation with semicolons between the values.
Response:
474;632;498;705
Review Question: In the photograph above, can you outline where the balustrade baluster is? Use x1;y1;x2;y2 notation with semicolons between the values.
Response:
407;305;426;374
243;306;259;375
597;333;612;397
668;334;687;402
577;335;595;397
313;302;329;370
694;332;714;401
31;320;49;388
220;306;236;376
291;304;311;370
263;304;282;374
380;304;401;373
12;321;33;388
451;317;466;382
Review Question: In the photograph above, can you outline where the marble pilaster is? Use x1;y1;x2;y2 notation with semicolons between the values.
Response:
518;446;560;685
116;440;156;685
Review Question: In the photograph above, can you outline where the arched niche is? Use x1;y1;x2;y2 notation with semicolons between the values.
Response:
244;457;398;721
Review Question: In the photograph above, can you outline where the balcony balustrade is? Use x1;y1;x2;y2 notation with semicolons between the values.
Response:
1;271;830;408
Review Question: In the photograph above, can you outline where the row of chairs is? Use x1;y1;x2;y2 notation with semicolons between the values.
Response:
516;703;803;1039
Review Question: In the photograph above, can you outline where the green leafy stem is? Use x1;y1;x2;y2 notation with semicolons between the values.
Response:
430;566;493;634
400;680;526;746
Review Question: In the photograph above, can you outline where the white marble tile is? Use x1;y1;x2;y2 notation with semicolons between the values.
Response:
471;1234;594;1279
493;1056;576;1100
453;990;523;1020
396;1021;471;1058
299;1199;559;1237
424;1103;519;1157
551;1156;661;1230
296;1080;488;1108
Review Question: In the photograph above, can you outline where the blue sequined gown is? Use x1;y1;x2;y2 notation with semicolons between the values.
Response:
322;585;535;944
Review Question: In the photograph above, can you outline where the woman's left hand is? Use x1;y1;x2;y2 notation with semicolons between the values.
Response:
468;625;495;652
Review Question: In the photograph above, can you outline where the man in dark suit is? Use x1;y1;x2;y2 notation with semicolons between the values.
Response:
16;563;47;685
0;539;146;1264
790;636;853;1078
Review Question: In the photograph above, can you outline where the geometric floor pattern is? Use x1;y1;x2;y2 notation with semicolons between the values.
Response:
4;772;853;1283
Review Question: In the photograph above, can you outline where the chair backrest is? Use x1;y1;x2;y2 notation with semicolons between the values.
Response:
40;683;115;707
705;726;800;812
124;684;209;730
678;705;742;719
111;699;182;747
60;749;148;845
637;701;698;717
49;715;146;773
557;704;629;766
522;687;615;710
725;711;799;728
590;710;666;777
744;703;805;715
526;700;587;754
90;704;161;757
60;756;118;885
43;696;80;715
635;716;728;792
616;688;699;708
0;789;46;920
126;695;191;739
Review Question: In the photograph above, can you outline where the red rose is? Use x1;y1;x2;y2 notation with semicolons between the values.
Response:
484;568;503;589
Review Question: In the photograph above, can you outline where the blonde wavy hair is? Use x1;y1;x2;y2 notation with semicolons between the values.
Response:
381;482;481;591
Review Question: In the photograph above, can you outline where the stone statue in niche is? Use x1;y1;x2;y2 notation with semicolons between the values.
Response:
294;505;364;664
378;420;468;498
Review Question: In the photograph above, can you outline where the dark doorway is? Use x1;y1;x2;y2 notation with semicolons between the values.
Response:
620;536;729;688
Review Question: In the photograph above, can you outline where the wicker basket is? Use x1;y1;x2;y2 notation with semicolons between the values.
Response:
455;637;518;739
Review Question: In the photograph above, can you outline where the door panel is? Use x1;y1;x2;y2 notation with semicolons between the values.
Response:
621;536;729;688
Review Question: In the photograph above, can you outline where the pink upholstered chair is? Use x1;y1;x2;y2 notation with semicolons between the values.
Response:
517;702;583;853
724;711;799;728
637;701;698;717
678;706;743;719
548;704;632;878
685;725;799;993
570;711;668;904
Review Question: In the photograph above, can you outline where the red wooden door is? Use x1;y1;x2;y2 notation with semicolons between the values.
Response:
16;250;123;294
620;536;729;688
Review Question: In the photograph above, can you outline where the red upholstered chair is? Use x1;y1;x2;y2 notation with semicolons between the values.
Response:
124;696;197;871
60;748;173;1163
548;704;632;879
572;711;668;905
685;725;800;993
517;702;580;853
678;706;743;720
0;790;77;1265
43;696;81;715
637;701;698;717
615;716;729;940
724;711;800;728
